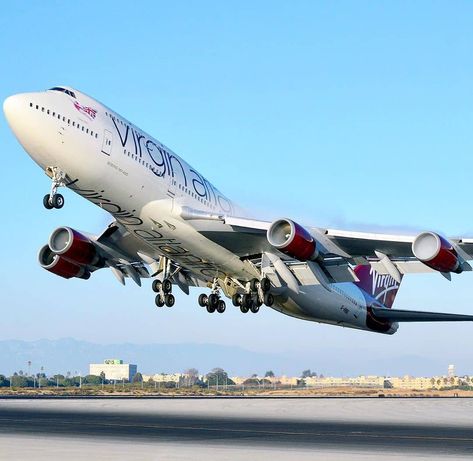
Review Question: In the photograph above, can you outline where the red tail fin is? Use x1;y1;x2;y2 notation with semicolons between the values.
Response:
354;265;402;308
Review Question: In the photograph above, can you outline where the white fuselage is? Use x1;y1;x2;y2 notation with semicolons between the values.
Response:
4;87;397;334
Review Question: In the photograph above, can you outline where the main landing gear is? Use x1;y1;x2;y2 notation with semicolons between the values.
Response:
198;278;226;314
43;167;66;210
231;277;274;314
152;278;175;308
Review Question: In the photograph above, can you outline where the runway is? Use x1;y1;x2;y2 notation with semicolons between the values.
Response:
1;398;473;460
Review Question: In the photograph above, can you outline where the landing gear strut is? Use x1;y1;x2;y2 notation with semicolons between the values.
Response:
198;278;226;314
43;167;66;210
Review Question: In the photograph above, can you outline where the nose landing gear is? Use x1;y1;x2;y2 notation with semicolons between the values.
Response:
43;167;66;210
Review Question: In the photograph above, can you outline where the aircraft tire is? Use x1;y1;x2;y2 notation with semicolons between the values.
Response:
164;293;175;307
240;304;249;314
155;295;165;307
208;293;219;309
231;294;241;307
52;194;64;209
206;303;216;313
198;293;208;307
249;278;259;291
217;300;226;313
152;280;162;293
250;303;260;313
43;194;53;210
241;294;252;309
260;277;271;292
162;279;172;293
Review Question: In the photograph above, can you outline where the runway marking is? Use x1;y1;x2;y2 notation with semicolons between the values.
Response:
0;417;472;443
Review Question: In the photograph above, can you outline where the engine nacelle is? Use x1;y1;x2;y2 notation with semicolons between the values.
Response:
38;245;90;280
412;231;462;273
48;227;100;267
267;218;319;261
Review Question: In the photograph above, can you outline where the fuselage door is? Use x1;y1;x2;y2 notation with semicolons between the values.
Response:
101;129;112;156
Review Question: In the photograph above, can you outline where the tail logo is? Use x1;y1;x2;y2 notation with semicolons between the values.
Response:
371;269;400;305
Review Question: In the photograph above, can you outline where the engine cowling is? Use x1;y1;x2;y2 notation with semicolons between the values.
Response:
267;218;319;261
48;227;100;266
412;231;462;273
38;245;90;279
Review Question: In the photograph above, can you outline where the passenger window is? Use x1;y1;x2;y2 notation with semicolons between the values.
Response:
30;103;33;107
47;109;50;115
41;107;44;112
72;121;75;127
67;119;70;124
86;128;89;134
52;112;55;117
36;105;39;109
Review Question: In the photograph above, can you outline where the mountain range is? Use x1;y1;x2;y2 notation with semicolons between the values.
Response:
0;338;462;377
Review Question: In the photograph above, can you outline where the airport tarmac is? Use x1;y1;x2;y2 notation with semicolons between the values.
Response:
0;397;473;460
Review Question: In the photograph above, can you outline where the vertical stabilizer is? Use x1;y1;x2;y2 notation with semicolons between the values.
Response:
354;265;402;308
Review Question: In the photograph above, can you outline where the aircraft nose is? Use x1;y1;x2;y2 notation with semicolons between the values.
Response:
3;93;26;130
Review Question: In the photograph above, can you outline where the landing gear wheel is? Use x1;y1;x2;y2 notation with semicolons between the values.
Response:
250;303;260;313
208;293;219;309
43;194;53;210
255;298;263;308
260;277;271;293
232;294;242;307
152;280;162;293
206;303;216;313
198;293;208;307
155;295;165;307
164;293;175;307
217;300;226;313
240;304;249;314
241;294;253;309
162;279;172;294
264;293;274;307
52;194;64;209
249;278;259;292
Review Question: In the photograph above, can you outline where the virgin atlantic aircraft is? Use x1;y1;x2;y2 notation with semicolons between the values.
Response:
5;86;473;334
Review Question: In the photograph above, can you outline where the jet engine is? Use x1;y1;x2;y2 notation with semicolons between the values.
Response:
412;231;462;273
48;227;101;266
267;218;319;261
38;245;90;279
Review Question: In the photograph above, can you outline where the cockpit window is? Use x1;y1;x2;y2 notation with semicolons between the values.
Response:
49;87;76;98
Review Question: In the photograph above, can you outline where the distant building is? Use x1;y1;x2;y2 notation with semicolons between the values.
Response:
304;375;385;388
89;359;137;381
448;364;456;378
142;373;189;386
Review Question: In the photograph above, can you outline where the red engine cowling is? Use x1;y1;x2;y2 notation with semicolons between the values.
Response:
412;232;462;273
267;218;319;261
48;227;99;266
38;245;90;279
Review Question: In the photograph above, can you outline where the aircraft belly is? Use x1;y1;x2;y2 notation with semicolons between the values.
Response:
273;284;367;330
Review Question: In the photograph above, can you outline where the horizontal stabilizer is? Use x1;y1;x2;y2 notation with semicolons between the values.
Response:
371;306;473;322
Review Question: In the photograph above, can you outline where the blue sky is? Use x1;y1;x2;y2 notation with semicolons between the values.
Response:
2;1;473;375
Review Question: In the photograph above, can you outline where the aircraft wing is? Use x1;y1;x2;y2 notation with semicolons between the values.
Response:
371;306;473;322
183;209;473;279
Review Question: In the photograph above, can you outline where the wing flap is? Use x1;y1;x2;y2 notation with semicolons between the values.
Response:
372;306;473;322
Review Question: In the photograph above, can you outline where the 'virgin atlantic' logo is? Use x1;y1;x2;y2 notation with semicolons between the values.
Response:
73;101;97;120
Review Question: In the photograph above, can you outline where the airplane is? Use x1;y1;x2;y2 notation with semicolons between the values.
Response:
4;86;473;335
